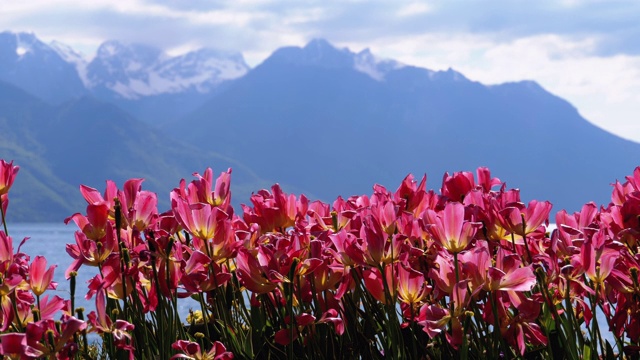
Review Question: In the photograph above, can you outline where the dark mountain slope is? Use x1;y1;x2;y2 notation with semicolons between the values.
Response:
0;80;80;221
38;96;268;214
0;83;267;221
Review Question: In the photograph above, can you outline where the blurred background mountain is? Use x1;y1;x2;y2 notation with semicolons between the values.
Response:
1;31;637;221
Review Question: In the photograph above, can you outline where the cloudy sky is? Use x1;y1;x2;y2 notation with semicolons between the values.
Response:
2;0;639;142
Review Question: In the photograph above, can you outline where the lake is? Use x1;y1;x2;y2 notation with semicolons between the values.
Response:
10;222;198;318
11;223;95;310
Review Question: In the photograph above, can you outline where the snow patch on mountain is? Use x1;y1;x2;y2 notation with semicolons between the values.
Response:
50;40;90;84
13;33;37;58
353;48;404;81
279;39;405;81
50;40;86;64
87;41;250;99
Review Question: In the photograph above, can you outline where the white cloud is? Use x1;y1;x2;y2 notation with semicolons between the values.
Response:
282;7;329;25
455;35;640;141
396;2;432;17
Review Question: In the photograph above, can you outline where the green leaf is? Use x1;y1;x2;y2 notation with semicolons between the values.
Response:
605;340;616;360
549;330;565;360
583;342;591;360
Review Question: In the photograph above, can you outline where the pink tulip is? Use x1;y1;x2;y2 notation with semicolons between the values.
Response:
579;229;619;297
425;202;481;253
178;168;233;210
363;266;396;304
242;184;307;233
171;195;225;241
317;308;345;335
486;265;537;292
88;289;134;355
397;262;428;306
503;297;547;355
0;160;19;196
235;248;279;294
171;340;233;360
0;332;44;359
428;252;457;298
501;200;552;237
128;190;158;231
64;223;117;278
418;280;469;349
29;256;57;297
476;167;502;193
79;180;118;208
0;194;7;219
64;202;110;240
35;295;65;320
0;231;14;273
419;304;450;338
180;250;231;294
441;171;475;202
360;215;394;265
394;173;428;215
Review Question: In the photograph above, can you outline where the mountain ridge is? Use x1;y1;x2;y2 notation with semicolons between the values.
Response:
0;31;638;221
167;39;640;213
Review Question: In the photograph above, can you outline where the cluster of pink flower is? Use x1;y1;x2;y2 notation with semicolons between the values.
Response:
0;160;85;359
0;158;639;359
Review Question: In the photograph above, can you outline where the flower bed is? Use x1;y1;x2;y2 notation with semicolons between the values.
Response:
0;159;639;359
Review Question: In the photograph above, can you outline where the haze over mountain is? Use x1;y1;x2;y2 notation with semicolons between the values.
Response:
0;31;638;221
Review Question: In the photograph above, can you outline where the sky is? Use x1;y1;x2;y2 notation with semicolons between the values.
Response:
1;0;640;142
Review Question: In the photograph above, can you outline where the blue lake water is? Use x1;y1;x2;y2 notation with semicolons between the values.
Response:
11;222;95;310
10;223;198;319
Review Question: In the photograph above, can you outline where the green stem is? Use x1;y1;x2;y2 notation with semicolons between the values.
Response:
287;260;298;360
0;197;8;235
590;290;604;358
114;200;129;318
563;276;579;359
520;214;533;265
197;292;211;341
490;291;509;357
150;254;168;357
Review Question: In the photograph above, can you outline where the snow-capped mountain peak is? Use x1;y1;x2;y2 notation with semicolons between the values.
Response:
15;33;35;57
1;31;48;59
269;39;405;81
86;40;249;99
0;31;87;104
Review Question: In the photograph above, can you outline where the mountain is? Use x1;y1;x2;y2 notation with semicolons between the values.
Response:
0;79;267;222
270;39;405;80
0;32;87;104
83;41;249;124
1;32;639;217
0;79;85;221
168;39;640;212
0;32;251;124
86;41;248;98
